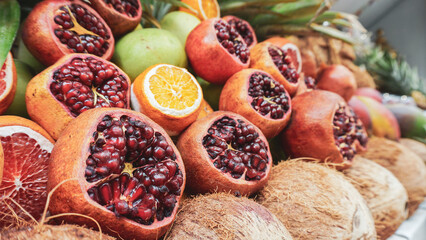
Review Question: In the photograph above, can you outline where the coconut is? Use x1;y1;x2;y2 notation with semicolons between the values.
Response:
360;137;426;216
257;160;376;240
343;156;408;239
0;224;115;240
399;138;426;164
165;193;293;240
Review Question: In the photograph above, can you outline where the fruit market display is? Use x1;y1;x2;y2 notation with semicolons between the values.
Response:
0;0;425;239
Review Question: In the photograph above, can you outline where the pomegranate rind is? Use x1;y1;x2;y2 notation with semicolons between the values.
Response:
219;69;292;139
258;160;376;240
197;99;214;120
47;108;186;240
316;64;357;102
26;53;131;140
166;193;293;239
360;137;426;216
250;42;300;96
0;52;17;115
280;90;365;170
22;0;115;66
177;111;272;196
222;15;258;49
131;64;202;136
89;0;143;36
185;18;250;85
343;156;408;239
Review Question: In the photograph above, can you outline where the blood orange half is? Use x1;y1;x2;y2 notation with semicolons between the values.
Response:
0;52;17;114
0;116;54;228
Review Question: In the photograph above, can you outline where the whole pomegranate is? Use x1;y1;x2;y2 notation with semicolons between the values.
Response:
177;111;272;196
186;18;250;84
280;90;368;170
250;42;300;96
316;64;357;102
219;69;292;139
26;53;131;139
89;0;143;36
48;108;186;240
22;0;114;66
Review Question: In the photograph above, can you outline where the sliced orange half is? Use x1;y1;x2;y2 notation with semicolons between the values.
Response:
131;64;203;136
180;0;220;21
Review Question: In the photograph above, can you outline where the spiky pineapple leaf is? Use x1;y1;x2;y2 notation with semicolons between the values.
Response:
357;47;426;96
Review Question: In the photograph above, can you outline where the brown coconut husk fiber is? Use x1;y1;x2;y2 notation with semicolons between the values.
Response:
257;160;377;240
399;138;426;164
343;156;408;240
360;137;426;216
0;224;115;240
165;192;293;240
0;179;114;240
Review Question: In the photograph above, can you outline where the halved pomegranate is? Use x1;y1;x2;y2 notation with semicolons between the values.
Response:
222;16;257;49
47;108;185;239
177;111;272;196
89;0;142;36
280;90;368;170
186;18;250;84
295;75;316;96
219;69;292;139
22;0;114;66
26;53;131;140
0;52;17;114
250;42;301;96
264;37;302;73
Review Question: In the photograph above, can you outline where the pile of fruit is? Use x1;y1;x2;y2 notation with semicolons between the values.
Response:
0;0;425;239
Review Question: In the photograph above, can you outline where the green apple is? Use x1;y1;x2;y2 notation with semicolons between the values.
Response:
113;28;187;81
160;11;201;46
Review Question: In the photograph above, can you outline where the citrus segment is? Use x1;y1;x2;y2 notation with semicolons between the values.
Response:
0;117;54;228
181;0;220;21
148;66;199;112
131;64;203;136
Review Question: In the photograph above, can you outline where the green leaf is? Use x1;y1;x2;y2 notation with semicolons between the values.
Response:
0;0;20;67
310;23;355;44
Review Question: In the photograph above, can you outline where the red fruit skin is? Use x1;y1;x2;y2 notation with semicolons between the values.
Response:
177;111;272;196
185;18;249;85
222;15;257;49
280;90;364;170
316;64;357;102
301;50;318;79
89;0;142;36
22;0;114;66
355;87;383;103
348;96;372;131
358;96;401;140
219;69;292;139
47;108;185;240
